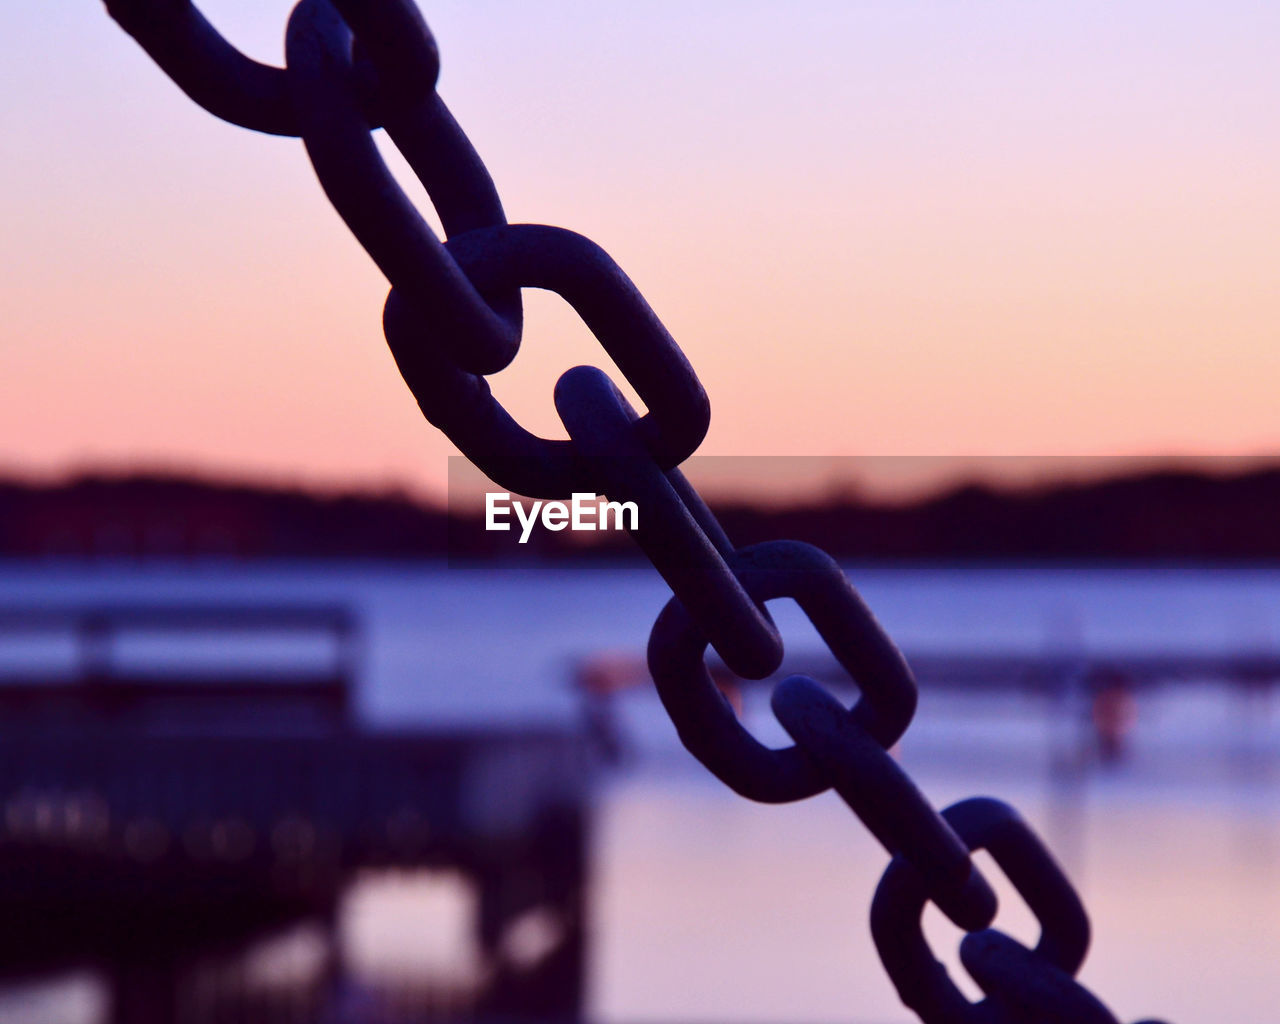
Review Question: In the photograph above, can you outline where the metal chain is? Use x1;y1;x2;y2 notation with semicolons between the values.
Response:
103;3;1170;1021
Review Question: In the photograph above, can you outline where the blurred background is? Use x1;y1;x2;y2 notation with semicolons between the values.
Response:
2;2;1279;1022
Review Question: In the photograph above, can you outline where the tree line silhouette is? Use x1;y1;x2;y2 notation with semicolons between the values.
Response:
2;467;1278;561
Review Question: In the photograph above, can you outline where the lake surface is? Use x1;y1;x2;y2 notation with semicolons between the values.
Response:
3;559;1280;1023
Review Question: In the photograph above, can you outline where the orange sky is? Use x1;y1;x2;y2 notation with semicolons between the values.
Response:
3;3;1277;502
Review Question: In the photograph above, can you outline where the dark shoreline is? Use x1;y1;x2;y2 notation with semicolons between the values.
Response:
4;466;1280;562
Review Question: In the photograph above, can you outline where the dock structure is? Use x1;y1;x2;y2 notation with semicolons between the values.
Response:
580;643;1280;771
579;644;1280;702
0;605;591;1023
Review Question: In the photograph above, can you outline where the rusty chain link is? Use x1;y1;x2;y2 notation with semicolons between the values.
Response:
103;2;1170;1021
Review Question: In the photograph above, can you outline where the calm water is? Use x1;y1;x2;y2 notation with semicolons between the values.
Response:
3;559;1280;1023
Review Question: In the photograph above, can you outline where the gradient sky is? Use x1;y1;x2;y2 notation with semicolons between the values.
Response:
3;2;1277;501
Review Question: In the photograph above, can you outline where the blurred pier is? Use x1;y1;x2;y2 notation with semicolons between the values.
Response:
580;643;1280;771
0;605;591;1023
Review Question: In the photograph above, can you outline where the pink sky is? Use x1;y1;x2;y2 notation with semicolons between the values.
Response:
3;3;1277;502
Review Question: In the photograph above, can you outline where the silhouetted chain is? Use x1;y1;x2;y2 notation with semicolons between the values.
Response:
104;3;1168;1021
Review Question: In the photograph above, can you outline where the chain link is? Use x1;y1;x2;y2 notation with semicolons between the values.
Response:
103;2;1169;1021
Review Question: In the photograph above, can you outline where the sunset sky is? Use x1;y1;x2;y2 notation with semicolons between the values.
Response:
3;2;1277;502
